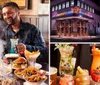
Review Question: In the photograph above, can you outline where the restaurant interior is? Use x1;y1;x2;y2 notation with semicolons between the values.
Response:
0;0;49;85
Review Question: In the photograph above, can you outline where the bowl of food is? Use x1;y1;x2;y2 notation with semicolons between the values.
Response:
12;57;27;69
23;66;47;85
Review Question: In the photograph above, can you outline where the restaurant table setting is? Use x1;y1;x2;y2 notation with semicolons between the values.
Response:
50;66;100;85
0;49;49;85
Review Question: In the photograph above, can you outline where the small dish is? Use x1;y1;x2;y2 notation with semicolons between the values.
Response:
35;63;42;69
5;54;19;58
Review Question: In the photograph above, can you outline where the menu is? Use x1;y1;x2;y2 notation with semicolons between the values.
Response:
0;0;27;8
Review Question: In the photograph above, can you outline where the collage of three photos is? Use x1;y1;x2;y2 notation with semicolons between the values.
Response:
0;0;100;85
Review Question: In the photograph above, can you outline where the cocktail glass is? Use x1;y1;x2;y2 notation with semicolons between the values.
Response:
28;52;40;66
75;67;90;85
91;45;100;82
10;38;19;53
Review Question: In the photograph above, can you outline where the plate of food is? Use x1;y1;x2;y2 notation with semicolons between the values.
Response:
23;66;47;85
14;68;24;79
14;66;47;82
12;57;27;69
5;53;20;58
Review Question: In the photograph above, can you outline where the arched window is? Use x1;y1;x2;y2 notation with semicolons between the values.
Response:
71;0;74;6
59;4;61;10
66;2;69;8
62;3;65;9
52;7;54;12
55;5;58;11
77;0;80;7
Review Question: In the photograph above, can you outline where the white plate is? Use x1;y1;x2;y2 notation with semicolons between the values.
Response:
12;63;42;70
35;63;42;69
40;70;49;75
5;54;19;58
24;82;47;85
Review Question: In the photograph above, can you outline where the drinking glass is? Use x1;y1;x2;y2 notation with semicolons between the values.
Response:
10;38;19;53
75;69;90;85
50;67;57;85
28;53;40;66
0;60;12;85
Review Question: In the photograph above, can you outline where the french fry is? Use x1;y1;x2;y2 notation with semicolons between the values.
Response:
77;66;86;75
24;50;40;60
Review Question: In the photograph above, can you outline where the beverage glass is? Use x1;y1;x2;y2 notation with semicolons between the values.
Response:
29;59;36;67
75;70;90;85
91;45;100;82
29;53;40;66
50;67;57;85
10;38;19;53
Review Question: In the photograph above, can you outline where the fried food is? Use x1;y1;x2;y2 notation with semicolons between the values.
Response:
24;50;40;60
12;57;27;69
14;69;24;79
14;66;47;82
22;66;47;82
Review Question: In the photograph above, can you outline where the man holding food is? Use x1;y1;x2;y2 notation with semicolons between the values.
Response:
1;2;48;63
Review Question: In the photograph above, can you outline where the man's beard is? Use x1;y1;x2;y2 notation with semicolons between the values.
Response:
5;17;14;25
5;14;17;25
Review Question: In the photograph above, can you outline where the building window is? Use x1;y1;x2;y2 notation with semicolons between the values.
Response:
86;5;88;10
81;2;84;8
93;9;94;13
85;4;87;9
52;7;54;12
59;4;61;10
90;7;92;12
66;2;69;8
88;6;90;11
91;8;94;13
71;0;74;6
77;0;80;7
55;5;58;11
62;3;65;9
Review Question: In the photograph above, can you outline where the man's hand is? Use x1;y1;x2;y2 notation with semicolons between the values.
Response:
17;43;26;55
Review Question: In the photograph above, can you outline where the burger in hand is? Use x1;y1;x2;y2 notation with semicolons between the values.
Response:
12;57;27;69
